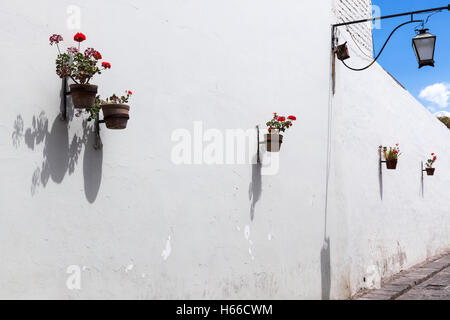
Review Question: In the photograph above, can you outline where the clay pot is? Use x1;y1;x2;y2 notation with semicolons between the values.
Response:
265;134;283;152
69;84;98;109
101;103;130;129
386;159;397;170
426;168;435;176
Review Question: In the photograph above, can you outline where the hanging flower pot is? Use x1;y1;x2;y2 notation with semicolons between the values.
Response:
425;153;437;176
69;84;98;109
265;113;296;153
99;91;132;129
382;144;401;170
101;104;130;129
265;133;283;152
49;33;111;109
386;159;398;170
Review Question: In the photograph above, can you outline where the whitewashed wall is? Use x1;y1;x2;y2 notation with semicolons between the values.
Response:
0;0;448;299
331;0;450;294
330;60;450;294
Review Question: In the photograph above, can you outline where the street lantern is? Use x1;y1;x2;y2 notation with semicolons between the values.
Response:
412;29;436;68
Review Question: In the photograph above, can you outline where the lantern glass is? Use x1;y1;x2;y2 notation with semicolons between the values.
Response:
412;29;436;68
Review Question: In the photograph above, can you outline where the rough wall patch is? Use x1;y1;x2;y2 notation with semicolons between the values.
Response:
162;236;172;261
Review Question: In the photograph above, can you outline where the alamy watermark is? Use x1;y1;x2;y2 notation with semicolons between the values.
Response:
171;121;280;175
66;265;81;290
66;5;81;30
372;5;381;30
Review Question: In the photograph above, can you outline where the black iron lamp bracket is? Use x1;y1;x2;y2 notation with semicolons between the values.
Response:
331;4;449;71
332;4;450;36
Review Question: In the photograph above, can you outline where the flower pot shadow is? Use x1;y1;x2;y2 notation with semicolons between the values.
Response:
248;155;262;221
11;80;103;199
83;127;103;203
39;115;70;185
12;105;102;202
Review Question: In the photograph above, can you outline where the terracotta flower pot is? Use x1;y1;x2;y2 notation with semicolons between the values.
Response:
101;103;130;129
69;84;98;109
426;168;435;176
386;159;397;170
265;134;283;152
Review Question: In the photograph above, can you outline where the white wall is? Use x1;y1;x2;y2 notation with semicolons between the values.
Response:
0;0;448;299
330;1;450;294
331;60;450;294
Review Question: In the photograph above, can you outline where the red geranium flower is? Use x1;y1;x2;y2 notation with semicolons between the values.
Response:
93;51;102;60
288;115;296;121
278;116;286;122
127;90;133;95
74;32;86;42
102;62;111;69
49;34;63;45
84;48;98;58
431;153;435;156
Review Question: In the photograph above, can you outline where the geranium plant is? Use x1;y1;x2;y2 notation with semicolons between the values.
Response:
266;113;296;134
382;144;401;160
88;96;102;121
50;33;111;84
381;143;401;170
264;113;296;152
89;90;133;120
105;90;133;104
425;153;437;168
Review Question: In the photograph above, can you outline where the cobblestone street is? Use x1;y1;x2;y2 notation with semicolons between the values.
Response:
396;265;450;300
356;251;450;300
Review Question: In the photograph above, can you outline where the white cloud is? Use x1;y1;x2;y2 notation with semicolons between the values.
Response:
419;83;450;109
434;110;450;118
426;106;436;113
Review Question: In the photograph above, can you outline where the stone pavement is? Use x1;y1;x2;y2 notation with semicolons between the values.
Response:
354;251;450;300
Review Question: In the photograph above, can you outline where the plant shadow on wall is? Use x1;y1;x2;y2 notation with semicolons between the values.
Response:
11;79;103;203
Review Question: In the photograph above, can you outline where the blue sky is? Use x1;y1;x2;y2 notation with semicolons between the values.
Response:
371;0;449;114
